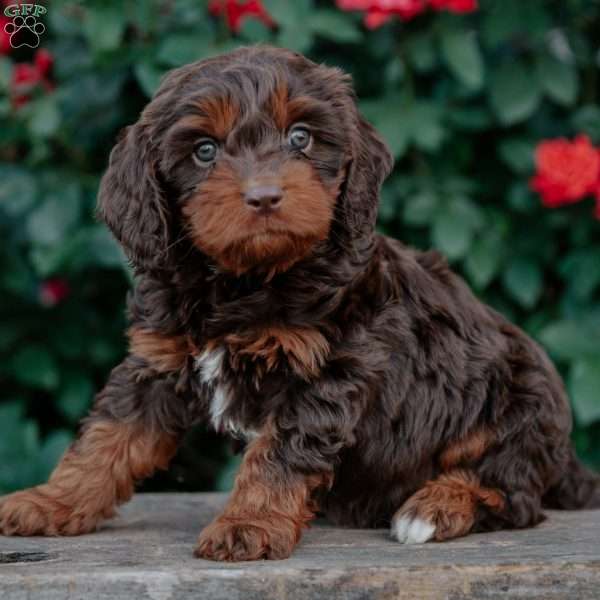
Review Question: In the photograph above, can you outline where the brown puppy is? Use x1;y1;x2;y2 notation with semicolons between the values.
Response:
1;46;598;561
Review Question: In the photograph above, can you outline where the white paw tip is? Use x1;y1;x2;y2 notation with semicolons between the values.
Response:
391;516;436;544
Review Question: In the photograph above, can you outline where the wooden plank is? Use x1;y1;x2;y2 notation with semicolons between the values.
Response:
1;493;599;599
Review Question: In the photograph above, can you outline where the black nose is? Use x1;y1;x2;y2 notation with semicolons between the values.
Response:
243;185;283;214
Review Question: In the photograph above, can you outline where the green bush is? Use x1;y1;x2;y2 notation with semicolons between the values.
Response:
1;0;599;494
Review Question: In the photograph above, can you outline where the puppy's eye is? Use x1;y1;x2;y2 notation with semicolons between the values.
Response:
194;138;218;164
288;126;311;151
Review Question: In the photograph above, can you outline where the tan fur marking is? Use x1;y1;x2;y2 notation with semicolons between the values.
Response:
183;160;336;279
195;424;330;561
223;325;330;378
439;428;495;471
270;83;289;130
0;422;177;536
128;326;197;373
394;469;505;542
175;96;238;140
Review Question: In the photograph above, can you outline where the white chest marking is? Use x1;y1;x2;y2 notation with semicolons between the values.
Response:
197;347;225;385
195;347;257;439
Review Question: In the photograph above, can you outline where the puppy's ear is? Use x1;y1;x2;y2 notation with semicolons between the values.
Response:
342;112;393;246
97;123;172;272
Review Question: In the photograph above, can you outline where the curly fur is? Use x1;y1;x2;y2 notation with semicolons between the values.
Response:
1;46;598;560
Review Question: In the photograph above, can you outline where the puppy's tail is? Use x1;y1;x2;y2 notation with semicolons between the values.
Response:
543;446;600;509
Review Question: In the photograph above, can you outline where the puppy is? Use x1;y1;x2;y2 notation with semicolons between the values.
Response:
1;46;598;561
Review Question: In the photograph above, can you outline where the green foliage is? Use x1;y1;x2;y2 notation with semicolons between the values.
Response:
0;0;599;494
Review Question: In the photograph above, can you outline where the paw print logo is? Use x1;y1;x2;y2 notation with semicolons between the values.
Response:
4;14;45;49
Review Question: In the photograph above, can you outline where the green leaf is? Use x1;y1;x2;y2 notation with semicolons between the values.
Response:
465;234;504;289
570;358;600;426
571;105;600;143
83;7;126;52
134;62;166;98
361;95;411;158
28;96;61;138
447;196;484;231
38;431;73;480
262;0;312;28
215;455;242;492
406;32;437;73
447;107;492;131
507;182;536;213
25;185;81;246
77;226;127;269
440;30;484;90
489;62;541;125
57;373;94;423
481;0;549;48
276;26;313;53
559;250;600;300
0;403;26;451
411;103;446;151
12;345;60;390
0;166;37;217
157;33;212;67
538;320;600;361
402;191;439;226
239;18;272;43
498;138;536;174
432;201;476;261
502;258;543;308
308;10;362;43
536;53;578;107
0;56;12;92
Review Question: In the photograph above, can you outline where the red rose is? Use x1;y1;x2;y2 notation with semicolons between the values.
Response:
0;16;11;54
11;49;54;107
364;10;394;29
429;0;477;13
530;135;600;209
336;0;475;28
337;0;427;27
34;48;54;77
39;279;70;307
209;0;274;33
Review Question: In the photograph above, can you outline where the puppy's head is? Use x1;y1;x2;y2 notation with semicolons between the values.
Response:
98;46;392;275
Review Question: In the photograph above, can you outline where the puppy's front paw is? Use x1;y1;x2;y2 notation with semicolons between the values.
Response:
392;514;436;544
0;487;100;536
194;515;298;561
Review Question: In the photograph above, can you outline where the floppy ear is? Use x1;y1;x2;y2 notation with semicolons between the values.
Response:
97;123;172;272
342;112;394;247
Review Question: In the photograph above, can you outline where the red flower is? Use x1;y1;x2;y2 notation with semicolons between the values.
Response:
336;0;426;27
39;279;70;307
530;135;600;210
0;16;11;54
336;0;476;28
34;48;54;77
209;0;274;33
11;49;54;107
429;0;477;13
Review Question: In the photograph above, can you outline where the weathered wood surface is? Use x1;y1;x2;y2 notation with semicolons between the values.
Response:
0;493;599;599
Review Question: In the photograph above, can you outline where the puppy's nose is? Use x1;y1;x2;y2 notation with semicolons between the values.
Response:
243;185;283;214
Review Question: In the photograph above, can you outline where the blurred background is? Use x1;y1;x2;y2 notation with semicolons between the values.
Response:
1;0;599;495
